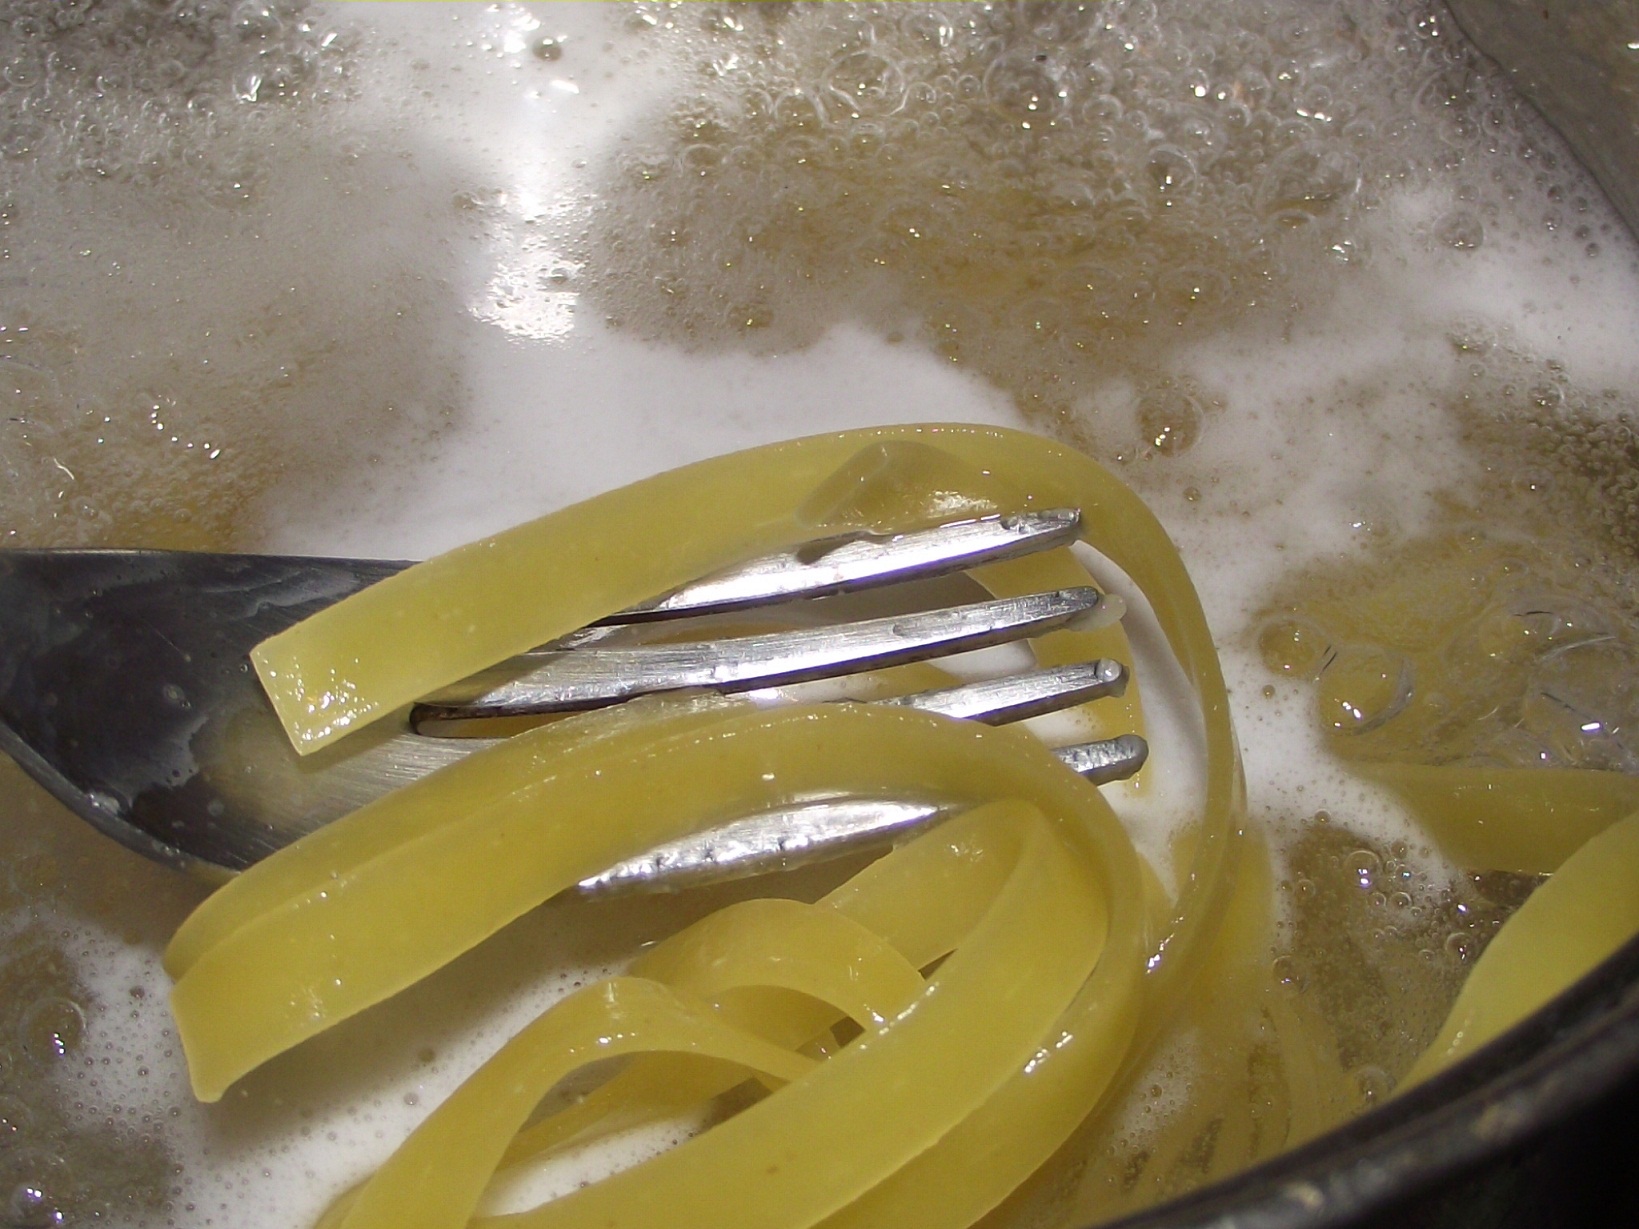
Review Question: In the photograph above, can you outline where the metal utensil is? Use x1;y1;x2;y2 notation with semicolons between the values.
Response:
0;510;1145;880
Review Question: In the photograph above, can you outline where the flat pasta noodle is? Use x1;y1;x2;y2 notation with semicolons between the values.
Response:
1362;763;1639;875
171;428;1248;1228
325;802;1110;1229
246;425;1246;996
1403;810;1639;1088
166;426;1639;1228
170;702;1141;1105
184;425;1639;1229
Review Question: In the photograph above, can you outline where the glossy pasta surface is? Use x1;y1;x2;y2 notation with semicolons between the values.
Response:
170;427;1639;1229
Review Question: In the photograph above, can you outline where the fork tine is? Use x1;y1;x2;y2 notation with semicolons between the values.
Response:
607;508;1081;623
886;660;1128;724
1059;734;1150;785
574;734;1149;896
411;587;1117;729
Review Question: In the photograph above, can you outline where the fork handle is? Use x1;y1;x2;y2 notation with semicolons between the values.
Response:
0;550;408;871
0;509;1092;875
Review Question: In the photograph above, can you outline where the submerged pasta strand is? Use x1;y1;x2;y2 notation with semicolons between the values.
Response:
1403;811;1639;1087
1364;763;1639;876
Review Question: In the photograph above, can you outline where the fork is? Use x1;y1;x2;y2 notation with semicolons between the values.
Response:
0;509;1146;883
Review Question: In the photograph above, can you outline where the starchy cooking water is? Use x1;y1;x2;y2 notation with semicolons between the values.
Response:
1;2;1638;1226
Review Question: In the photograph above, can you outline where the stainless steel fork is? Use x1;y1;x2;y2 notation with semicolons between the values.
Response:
0;510;1146;882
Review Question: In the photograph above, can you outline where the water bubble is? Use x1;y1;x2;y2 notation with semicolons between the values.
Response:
1317;643;1413;734
1079;92;1123;127
825;51;906;119
1271;954;1307;991
983;52;1066;124
1434;209;1484;250
1443;931;1476;962
533;38;564;62
233;2;282;39
780;90;834;141
1325;234;1370;265
7;1184;60;1228
1258;142;1360;224
1520;639;1639;770
1528;382;1563;410
1;1150;71;1229
0;119;45;161
1345;848;1382;891
1257;617;1330;679
1145;145;1196;198
679;143;725;173
17;998;84;1062
1135;385;1203;455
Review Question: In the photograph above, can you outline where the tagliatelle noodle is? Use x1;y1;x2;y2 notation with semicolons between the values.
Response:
1403;811;1639;1087
169;424;1639;1227
169;699;1143;1109
168;427;1249;1226
1363;763;1639;876
318;799;1113;1229
212;426;1249;1050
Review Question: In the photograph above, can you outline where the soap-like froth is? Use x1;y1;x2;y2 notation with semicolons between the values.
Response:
0;1;1637;1226
0;0;465;552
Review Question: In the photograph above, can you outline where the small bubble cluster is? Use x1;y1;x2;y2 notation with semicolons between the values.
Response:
0;0;352;195
0;916;170;1227
586;0;1587;452
1454;341;1639;561
1275;819;1531;1077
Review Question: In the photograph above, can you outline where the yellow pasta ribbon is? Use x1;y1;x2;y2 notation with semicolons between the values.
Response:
1404;810;1639;1087
327;802;1107;1229
172;427;1250;1229
1363;763;1639;875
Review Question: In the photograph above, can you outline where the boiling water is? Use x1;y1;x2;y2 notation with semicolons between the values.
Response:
2;2;1639;1226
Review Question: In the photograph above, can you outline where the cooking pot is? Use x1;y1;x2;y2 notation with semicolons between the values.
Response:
4;3;1636;1225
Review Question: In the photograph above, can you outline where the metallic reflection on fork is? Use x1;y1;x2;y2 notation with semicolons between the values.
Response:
0;508;1146;882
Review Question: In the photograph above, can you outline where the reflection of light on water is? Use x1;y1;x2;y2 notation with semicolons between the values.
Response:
465;7;587;342
474;225;583;342
499;19;537;59
476;260;579;342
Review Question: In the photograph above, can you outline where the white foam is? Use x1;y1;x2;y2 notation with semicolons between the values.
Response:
6;1;1639;1225
265;318;1022;559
